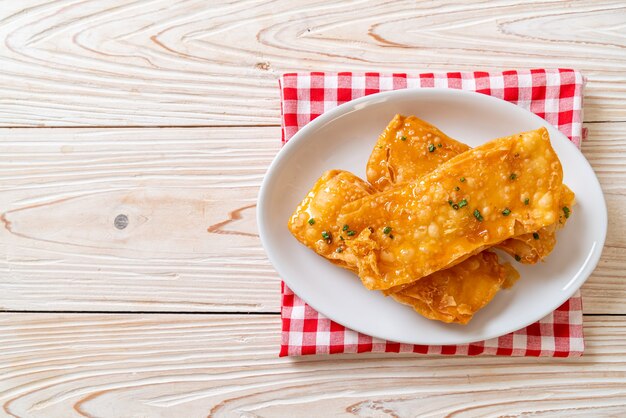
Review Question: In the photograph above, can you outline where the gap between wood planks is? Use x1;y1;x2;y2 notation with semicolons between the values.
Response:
0;310;624;317
0;124;280;129
0;310;281;315
0;120;623;129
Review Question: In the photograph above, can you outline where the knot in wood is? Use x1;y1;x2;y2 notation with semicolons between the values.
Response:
114;214;129;230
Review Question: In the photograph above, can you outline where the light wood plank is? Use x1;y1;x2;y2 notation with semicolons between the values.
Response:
0;124;624;313
1;0;625;127
0;127;281;312
580;123;626;314
0;314;624;417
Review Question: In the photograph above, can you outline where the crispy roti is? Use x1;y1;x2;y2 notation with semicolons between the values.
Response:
366;115;469;191
288;169;515;324
288;170;374;270
498;184;575;263
338;127;563;290
391;251;516;324
366;115;574;264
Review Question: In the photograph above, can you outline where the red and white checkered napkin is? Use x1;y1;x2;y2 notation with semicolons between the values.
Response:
278;69;586;357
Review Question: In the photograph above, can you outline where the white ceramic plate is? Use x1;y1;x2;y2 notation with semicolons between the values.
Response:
257;88;607;345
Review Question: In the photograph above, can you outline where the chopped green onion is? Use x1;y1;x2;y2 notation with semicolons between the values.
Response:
336;247;343;253
502;208;511;216
458;199;468;208
510;173;517;180
448;200;453;206
454;186;460;191
428;144;436;152
347;230;356;237
452;203;459;210
437;143;442;148
383;226;392;235
308;218;315;225
563;206;571;219
340;236;344;241
400;136;407;141
515;254;521;262
460;177;466;182
524;198;530;205
533;232;540;240
342;224;349;231
473;209;483;222
321;231;330;240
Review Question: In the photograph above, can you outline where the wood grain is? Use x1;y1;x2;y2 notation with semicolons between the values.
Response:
0;127;281;312
1;2;624;415
0;314;624;417
580;123;626;314
0;124;624;314
1;0;625;127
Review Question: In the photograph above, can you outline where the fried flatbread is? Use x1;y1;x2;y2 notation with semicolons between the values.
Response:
288;169;515;324
366;115;574;264
288;170;374;270
391;251;517;324
339;127;563;290
366;115;469;191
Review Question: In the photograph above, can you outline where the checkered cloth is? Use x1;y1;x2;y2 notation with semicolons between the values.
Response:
278;69;586;357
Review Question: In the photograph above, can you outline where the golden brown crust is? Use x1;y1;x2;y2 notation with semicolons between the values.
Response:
367;115;574;264
498;184;575;263
390;251;506;324
288;169;513;325
366;115;469;191
338;127;563;290
288;170;375;269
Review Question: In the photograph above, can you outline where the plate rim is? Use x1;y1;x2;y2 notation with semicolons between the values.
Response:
257;87;608;345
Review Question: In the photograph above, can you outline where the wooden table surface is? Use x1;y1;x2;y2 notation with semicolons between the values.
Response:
1;1;625;417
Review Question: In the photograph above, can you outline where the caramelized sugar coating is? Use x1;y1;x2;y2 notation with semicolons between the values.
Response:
366;115;469;191
366;115;574;264
391;251;515;324
288;170;374;270
338;127;563;290
498;185;575;263
288;169;515;324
